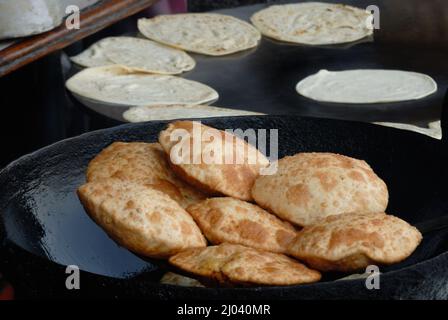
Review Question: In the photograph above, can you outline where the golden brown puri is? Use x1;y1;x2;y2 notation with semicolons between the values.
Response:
252;152;388;226
288;212;422;272
169;243;321;286
187;197;297;254
86;142;205;208
77;178;206;258
159;272;204;287
158;121;269;201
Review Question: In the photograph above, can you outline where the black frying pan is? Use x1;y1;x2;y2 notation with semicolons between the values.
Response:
1;104;448;298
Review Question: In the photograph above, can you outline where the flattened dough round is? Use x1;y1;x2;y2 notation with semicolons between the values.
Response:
77;179;207;258
65;65;218;106
288;212;422;272
86;142;205;207
251;2;373;45
159;121;269;201
169;243;321;286
70;36;195;74
123;104;262;123
187;197;297;253
296;69;437;103
252;153;388;226
70;38;114;68
138;13;261;56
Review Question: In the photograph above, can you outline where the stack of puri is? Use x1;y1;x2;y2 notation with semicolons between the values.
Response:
78;121;422;288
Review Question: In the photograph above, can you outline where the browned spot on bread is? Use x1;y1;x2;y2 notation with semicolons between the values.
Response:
125;200;135;210
222;165;242;187
233;267;244;275
286;184;311;207
235;219;268;243
348;170;365;182
150;179;183;203
93;189;104;197
263;266;279;273
208;209;224;227
275;229;296;248
170;121;194;131
313;171;338;192
353;191;369;211
235;206;249;214
150;212;161;223
168;161;219;196
371;219;384;226
181;221;193;235
329;228;384;250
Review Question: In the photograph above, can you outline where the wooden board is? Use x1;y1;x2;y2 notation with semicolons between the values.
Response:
0;0;157;78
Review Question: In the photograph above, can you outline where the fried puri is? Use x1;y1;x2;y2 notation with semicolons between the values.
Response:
288;212;422;272
169;243;321;286
187;197;297;254
86;142;205;207
158;121;269;201
77;178;206;258
252;152;388;226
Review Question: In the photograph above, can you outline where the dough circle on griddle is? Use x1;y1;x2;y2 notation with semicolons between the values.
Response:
296;69;437;103
65;65;218;106
138;13;261;56
70;36;195;74
123;104;262;123
251;2;373;45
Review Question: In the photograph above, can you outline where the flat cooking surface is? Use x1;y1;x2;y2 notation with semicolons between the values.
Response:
71;0;448;125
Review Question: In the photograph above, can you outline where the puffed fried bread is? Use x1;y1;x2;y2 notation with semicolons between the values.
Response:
288;212;422;272
252;152;388;226
86;142;205;207
159;121;269;201
187;197;297;254
78;178;206;258
169;243;321;286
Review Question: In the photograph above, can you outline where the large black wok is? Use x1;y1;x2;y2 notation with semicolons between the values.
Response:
1;108;448;298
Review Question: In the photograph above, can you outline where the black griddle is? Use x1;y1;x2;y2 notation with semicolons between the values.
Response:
1;107;448;298
68;0;448;127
